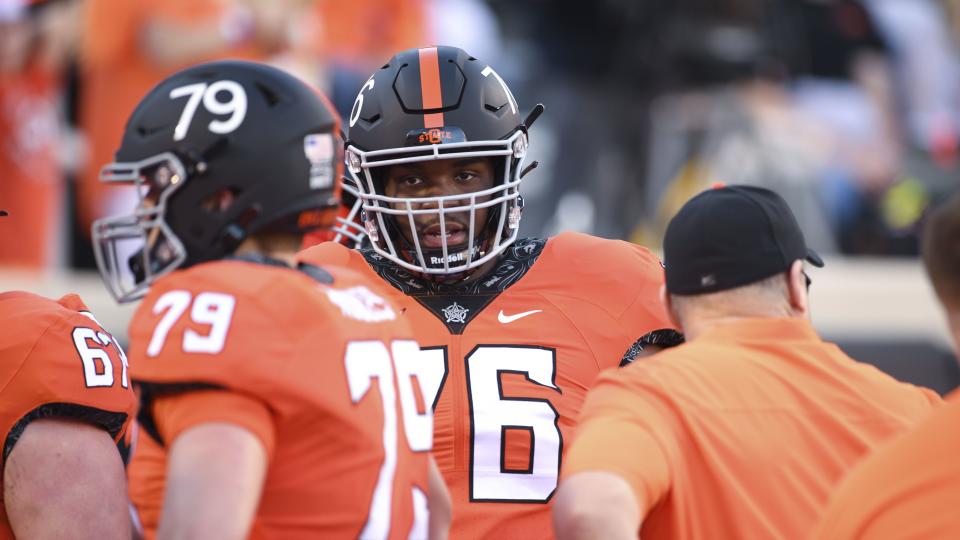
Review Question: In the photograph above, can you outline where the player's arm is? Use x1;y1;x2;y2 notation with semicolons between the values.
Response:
4;418;131;539
553;373;673;540
157;422;268;540
553;471;641;540
428;456;451;540
152;390;276;540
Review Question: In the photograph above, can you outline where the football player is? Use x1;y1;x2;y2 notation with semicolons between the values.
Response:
0;291;137;538
298;46;682;539
92;60;450;539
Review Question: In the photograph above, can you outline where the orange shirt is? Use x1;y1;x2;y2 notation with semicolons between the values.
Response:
299;233;677;539
126;257;430;539
563;318;941;540
0;292;137;538
811;389;960;539
78;0;267;234
0;64;62;267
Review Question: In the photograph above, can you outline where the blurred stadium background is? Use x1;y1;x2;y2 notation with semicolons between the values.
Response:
1;0;958;393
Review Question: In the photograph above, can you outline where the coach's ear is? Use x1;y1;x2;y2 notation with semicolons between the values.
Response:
787;260;810;319
660;284;682;330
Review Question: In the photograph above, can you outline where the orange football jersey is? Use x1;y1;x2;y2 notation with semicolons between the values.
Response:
563;318;941;539
299;232;677;539
811;389;960;539
0;292;137;538
126;257;432;539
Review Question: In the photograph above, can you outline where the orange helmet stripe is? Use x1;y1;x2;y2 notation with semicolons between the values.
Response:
418;47;445;128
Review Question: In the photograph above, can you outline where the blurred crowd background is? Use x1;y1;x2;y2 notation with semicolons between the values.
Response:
1;0;958;389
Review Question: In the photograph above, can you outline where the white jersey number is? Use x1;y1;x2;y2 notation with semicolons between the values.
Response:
420;345;562;503
72;326;130;389
146;291;236;357
345;340;434;540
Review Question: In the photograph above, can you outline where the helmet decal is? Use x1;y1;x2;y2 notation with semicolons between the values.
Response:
418;47;445;128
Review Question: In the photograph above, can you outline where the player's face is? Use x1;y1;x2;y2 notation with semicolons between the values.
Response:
384;157;496;249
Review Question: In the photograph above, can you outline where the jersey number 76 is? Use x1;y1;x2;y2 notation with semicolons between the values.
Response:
420;345;562;503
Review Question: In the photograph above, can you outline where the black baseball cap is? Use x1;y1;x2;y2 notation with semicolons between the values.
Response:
663;185;824;295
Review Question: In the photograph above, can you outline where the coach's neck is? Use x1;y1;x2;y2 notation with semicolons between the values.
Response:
662;262;811;342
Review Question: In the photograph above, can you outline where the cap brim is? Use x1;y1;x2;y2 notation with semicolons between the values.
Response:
806;248;824;268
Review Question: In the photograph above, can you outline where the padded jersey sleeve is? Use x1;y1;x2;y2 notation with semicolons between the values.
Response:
131;282;298;390
563;367;678;516
2;300;137;465
152;390;276;460
129;279;304;446
615;242;676;332
548;234;679;371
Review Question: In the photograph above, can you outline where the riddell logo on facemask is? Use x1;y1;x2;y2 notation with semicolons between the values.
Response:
430;246;481;265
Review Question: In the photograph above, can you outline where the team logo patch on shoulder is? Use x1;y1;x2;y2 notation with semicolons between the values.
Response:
325;286;396;323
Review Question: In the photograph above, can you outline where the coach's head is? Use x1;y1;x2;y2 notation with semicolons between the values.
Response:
661;185;824;339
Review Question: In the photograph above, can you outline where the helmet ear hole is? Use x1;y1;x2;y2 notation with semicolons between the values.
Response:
201;188;239;214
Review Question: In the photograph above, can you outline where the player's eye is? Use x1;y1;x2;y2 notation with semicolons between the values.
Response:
455;171;477;183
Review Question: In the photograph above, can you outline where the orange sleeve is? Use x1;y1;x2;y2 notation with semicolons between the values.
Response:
153;390;276;461
563;369;674;515
20;310;138;439
0;297;137;473
617;244;675;332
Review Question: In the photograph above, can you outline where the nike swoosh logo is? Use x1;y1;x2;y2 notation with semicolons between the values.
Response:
498;309;542;324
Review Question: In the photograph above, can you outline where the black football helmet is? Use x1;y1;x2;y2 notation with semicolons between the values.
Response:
344;45;542;277
92;60;341;302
